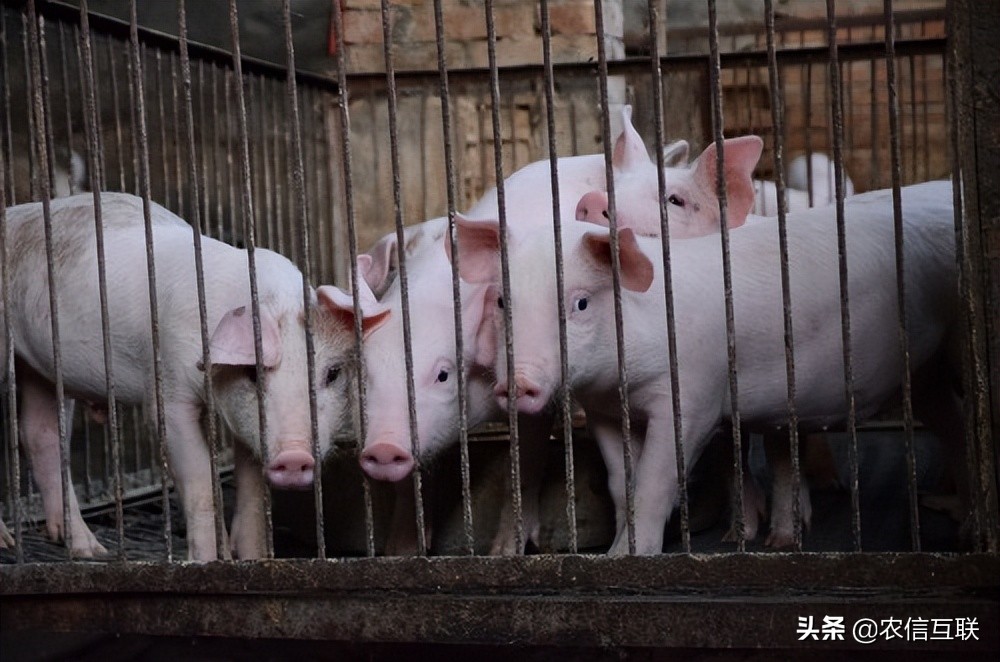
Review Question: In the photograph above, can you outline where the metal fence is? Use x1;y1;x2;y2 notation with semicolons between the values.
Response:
1;0;997;651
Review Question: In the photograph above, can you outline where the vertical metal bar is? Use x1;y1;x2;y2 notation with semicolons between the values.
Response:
802;62;814;206
271;80;287;256
211;65;223;240
23;12;37;202
228;0;275;559
538;0;577;554
0;9;23;560
869;31;881;191
125;42;139;195
328;0;376;557
175;0;226;560
882;0;920;552
707;0;746;552
646;0;690;553
825;0;863;552
155;50;172;211
907;52;918;183
57;22;77;196
106;38;126;191
280;0;326;560
765;0;802;551
483;0;524;554
25;0;72;558
170;55;185;217
379;0;428;555
225;69;238;248
260;76;276;250
430;0;475;555
0;7;14;206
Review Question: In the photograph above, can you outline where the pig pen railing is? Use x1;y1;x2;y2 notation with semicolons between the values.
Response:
1;0;998;652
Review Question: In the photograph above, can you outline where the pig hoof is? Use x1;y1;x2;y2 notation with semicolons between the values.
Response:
70;531;109;558
765;529;797;549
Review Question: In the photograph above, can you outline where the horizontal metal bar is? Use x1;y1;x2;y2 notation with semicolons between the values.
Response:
668;7;946;39
2;556;997;649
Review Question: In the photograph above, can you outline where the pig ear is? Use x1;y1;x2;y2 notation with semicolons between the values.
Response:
445;213;502;285
317;283;392;339
209;306;282;368
581;228;654;293
461;284;498;368
360;233;398;296
662;139;690;167
613;105;651;172
691;135;763;229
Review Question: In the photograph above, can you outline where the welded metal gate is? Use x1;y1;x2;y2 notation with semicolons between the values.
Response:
1;0;998;652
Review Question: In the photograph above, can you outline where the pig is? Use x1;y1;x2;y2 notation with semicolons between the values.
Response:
787;152;856;206
0;192;386;560
452;180;957;554
355;106;696;555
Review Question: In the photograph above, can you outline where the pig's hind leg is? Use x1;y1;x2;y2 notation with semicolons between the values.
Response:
230;441;268;559
18;370;108;557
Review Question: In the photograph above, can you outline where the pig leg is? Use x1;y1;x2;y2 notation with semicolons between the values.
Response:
722;466;767;543
163;400;229;561
608;413;680;555
18;372;107;557
490;411;552;555
588;411;639;548
763;432;812;549
230;441;268;559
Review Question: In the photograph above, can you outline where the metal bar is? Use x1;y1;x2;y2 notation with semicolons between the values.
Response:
538;0;577;554
1;7;15;205
154;49;171;209
169;55;184;217
280;0;325;560
227;0;274;559
431;0;475;555
882;0;920;552
176;0;226;561
870;37;881;190
825;0;862;552
484;0;523;555
56;22;76;196
647;0;690;553
379;0;427;555
106;36;126;191
328;0;376;558
764;0;802;551
25;0;72;557
708;0;746;552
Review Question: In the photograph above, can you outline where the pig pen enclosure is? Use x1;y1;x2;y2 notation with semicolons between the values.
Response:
1;0;999;654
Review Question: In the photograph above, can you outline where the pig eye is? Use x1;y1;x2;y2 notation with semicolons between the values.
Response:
574;296;589;312
497;296;504;309
325;364;342;386
668;194;685;207
436;369;449;383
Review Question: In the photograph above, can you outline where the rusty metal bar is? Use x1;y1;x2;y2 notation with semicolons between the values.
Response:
481;0;525;555
176;0;226;561
882;0;920;552
708;0;746;552
328;0;376;557
825;0;863;552
227;0;274;559
539;0;577;554
379;0;428;556
431;0;475;555
646;0;690;553
594;0;636;557
764;0;803;552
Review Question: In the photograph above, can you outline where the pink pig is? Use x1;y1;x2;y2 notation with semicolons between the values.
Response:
1;192;386;560
453;181;959;555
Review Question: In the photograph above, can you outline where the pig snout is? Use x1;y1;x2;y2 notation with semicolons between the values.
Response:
360;442;414;482
575;191;610;225
494;373;547;415
267;448;316;489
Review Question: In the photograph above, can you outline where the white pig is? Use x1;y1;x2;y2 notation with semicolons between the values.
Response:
355;106;702;555
453;180;957;555
0;192;386;560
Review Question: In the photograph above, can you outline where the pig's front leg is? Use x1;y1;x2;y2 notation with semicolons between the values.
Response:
608;412;692;556
230;441;268;559
164;400;229;561
723;465;767;543
763;432;811;549
490;411;553;555
18;373;107;557
588;411;641;551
